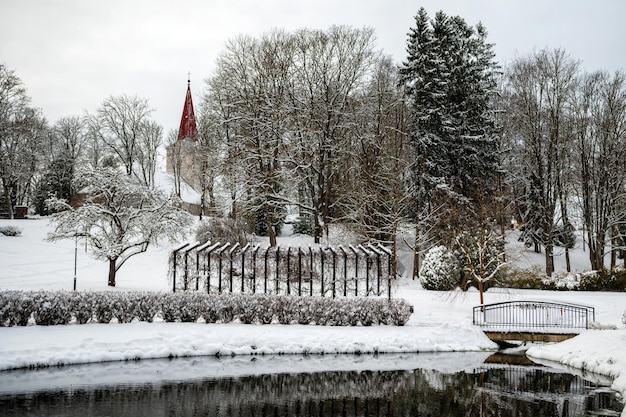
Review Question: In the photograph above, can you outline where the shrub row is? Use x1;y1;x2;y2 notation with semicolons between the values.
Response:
0;291;413;327
496;266;626;292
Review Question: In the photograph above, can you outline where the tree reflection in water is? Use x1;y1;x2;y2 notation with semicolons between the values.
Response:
1;362;623;416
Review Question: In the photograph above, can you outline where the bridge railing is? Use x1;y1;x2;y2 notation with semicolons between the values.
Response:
473;301;595;331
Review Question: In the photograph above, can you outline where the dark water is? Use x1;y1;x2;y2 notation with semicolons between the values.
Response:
0;354;622;417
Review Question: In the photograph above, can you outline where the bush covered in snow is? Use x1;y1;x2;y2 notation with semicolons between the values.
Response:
623;311;625;327
419;245;460;291
195;217;249;247
0;225;22;237
0;290;34;326
292;215;314;236
0;290;413;327
578;268;626;291
32;291;72;325
498;266;626;292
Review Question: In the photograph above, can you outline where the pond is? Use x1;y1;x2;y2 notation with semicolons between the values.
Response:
0;352;622;417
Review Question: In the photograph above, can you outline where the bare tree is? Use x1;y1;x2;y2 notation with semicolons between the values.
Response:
165;129;184;197
0;65;48;217
287;26;378;243
196;99;227;217
135;120;162;188
89;94;159;180
455;227;507;305
203;30;295;246
53;116;88;164
572;70;626;270
344;56;410;277
505;48;578;276
47;167;191;286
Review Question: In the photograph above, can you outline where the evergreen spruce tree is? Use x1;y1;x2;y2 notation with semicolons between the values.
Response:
33;151;74;215
400;8;502;248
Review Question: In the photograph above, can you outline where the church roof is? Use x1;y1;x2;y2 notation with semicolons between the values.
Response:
177;78;198;141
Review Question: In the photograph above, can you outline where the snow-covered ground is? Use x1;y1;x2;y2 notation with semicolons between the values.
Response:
1;217;625;414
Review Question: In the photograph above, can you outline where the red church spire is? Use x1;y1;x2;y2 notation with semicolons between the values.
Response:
177;75;198;142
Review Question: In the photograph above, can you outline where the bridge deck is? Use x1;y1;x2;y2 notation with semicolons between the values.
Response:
483;331;579;343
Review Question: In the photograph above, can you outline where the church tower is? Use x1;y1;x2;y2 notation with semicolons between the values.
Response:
166;76;200;192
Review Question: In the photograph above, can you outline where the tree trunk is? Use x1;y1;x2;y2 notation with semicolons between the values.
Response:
2;182;14;219
610;230;617;270
313;212;322;244
545;242;554;277
412;223;420;280
589;233;605;271
108;259;117;287
391;221;398;279
558;184;572;272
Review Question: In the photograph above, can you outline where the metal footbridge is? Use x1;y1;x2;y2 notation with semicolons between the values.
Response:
473;300;595;344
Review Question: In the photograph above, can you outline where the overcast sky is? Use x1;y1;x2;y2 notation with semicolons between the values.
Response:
1;0;625;135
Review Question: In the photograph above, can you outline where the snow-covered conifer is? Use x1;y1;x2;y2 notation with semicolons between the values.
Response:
400;9;502;247
419;245;459;291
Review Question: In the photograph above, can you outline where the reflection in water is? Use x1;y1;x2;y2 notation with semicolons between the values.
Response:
0;355;622;417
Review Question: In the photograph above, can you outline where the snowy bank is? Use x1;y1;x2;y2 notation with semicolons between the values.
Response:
527;329;626;416
0;322;496;371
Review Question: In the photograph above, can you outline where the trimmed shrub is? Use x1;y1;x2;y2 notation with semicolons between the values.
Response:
70;292;94;324
33;291;72;325
294;297;313;325
179;293;203;322
160;293;181;322
9;292;35;326
276;296;297;324
134;292;159;322
94;292;114;323
217;296;235;323
201;296;220;323
389;299;413;326
111;293;137;323
238;297;256;324
0;291;12;326
0;226;22;237
356;298;376;326
312;298;333;325
419;246;460;291
256;295;276;324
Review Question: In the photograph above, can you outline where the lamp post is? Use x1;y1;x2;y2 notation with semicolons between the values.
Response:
73;235;78;291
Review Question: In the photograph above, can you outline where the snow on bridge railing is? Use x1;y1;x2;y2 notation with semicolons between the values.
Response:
473;300;595;331
169;242;395;299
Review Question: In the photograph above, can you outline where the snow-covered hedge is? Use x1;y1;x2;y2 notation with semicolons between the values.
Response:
623;311;626;327
0;225;22;236
498;267;626;292
0;290;413;327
